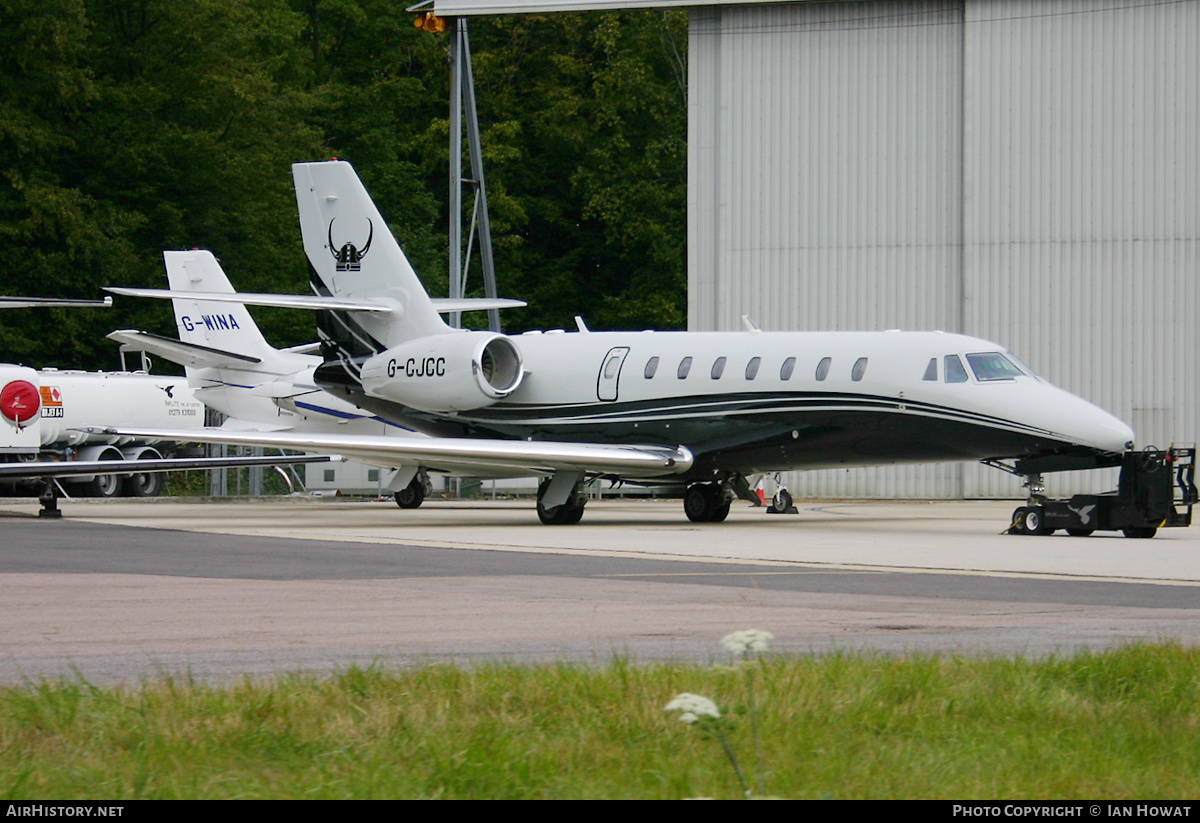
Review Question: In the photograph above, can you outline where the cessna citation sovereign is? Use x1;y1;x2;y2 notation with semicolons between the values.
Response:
102;160;1135;525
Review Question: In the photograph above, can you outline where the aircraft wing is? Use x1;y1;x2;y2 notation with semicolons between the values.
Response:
107;329;262;369
79;427;694;479
0;453;339;481
0;296;112;309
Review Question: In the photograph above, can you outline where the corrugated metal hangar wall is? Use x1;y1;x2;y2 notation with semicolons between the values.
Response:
688;0;1200;498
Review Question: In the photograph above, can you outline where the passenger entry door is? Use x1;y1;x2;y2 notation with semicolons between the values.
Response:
596;347;630;401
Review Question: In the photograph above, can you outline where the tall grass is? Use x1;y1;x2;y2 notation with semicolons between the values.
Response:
2;644;1198;799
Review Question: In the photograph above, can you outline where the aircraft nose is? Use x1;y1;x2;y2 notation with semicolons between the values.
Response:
1056;389;1134;453
1091;413;1135;453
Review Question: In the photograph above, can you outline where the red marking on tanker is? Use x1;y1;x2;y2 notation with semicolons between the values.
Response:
1;380;40;427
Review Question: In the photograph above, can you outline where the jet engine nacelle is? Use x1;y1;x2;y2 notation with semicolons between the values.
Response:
359;332;524;413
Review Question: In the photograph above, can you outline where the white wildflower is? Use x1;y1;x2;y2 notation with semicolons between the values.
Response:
721;629;774;655
665;692;721;724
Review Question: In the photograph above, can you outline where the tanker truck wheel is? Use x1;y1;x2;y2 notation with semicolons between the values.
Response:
123;470;164;497
87;471;122;498
84;449;125;498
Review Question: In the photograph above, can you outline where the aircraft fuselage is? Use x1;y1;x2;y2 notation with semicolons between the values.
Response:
330;328;1133;482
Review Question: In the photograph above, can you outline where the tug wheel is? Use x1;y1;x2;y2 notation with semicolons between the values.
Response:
1020;507;1051;536
1122;526;1157;539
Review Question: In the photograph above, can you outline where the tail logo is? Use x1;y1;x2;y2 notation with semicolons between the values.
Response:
328;218;373;272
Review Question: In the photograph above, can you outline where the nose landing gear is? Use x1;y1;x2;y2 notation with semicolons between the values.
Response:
1008;473;1053;535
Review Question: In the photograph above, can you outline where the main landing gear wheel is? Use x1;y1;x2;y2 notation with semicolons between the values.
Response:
538;499;586;525
536;478;586;525
684;483;730;523
394;476;426;509
1066;528;1094;537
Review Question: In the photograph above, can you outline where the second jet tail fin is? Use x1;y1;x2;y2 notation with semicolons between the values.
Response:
163;250;277;360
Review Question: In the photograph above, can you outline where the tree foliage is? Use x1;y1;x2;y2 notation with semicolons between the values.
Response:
0;1;687;370
468;11;688;332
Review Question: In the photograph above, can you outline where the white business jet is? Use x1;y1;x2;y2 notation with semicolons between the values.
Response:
102;160;1135;525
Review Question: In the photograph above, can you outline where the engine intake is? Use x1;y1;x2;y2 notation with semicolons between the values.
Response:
359;332;524;413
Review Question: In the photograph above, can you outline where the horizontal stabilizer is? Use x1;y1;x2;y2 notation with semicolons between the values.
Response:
430;298;527;313
281;342;322;355
106;287;393;313
106;330;262;368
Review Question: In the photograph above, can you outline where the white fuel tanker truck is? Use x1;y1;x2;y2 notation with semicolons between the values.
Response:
0;364;204;497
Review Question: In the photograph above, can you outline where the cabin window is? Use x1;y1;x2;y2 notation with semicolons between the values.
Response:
815;357;831;381
711;357;727;379
923;358;938;381
851;357;868;382
745;357;761;380
644;356;660;379
324;469;336;482
677;356;692;379
944;354;969;383
368;469;379;482
604;354;622;379
966;352;1024;381
780;357;796;380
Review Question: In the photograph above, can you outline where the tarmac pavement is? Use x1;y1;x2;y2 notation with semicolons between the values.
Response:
1;497;1196;684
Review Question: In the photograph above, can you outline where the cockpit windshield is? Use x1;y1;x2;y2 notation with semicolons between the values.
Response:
1003;352;1040;380
965;352;1029;381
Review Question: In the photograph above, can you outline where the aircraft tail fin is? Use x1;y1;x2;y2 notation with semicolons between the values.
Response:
293;161;449;365
163;250;277;361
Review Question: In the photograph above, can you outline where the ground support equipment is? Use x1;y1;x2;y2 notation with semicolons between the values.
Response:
1006;447;1195;538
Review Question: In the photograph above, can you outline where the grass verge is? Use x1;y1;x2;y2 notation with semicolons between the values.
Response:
2;643;1198;799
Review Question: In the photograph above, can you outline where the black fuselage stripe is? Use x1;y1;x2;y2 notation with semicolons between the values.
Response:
447;393;1054;438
